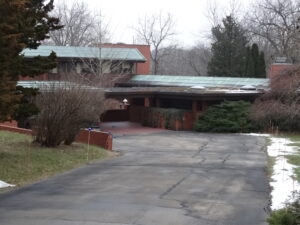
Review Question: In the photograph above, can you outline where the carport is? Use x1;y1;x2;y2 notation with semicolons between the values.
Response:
104;85;265;131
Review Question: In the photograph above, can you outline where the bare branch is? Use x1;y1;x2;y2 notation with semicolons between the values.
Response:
46;0;110;46
245;0;300;62
134;12;176;74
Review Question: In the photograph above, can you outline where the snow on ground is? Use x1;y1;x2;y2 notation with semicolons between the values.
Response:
242;133;270;137
0;180;15;188
268;137;300;210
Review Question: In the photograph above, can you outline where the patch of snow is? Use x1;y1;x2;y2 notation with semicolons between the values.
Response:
191;85;205;89
209;89;260;93
0;180;15;188
224;90;260;93
242;133;270;137
268;137;300;210
240;85;256;90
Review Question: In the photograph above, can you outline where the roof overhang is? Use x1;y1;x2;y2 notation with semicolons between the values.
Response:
123;75;269;89
105;87;264;101
22;46;147;62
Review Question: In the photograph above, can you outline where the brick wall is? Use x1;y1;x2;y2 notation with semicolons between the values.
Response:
0;125;112;151
75;130;112;151
0;125;33;135
183;112;194;130
0;120;18;127
269;64;293;78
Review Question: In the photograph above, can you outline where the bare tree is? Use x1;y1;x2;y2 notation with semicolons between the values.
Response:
205;0;220;27
92;12;111;45
47;1;110;46
251;64;300;131
33;75;105;147
135;12;176;74
245;0;300;62
187;44;211;76
204;0;243;26
157;44;211;76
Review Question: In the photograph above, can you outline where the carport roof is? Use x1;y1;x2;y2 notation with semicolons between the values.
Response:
106;86;264;101
125;75;269;88
22;45;147;62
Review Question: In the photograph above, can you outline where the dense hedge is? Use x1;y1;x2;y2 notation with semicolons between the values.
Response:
194;101;257;133
268;201;300;225
142;107;188;130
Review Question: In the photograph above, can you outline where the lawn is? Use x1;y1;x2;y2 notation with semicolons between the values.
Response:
0;131;115;189
278;134;300;182
267;156;276;179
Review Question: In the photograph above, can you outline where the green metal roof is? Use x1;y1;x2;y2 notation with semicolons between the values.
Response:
22;45;146;62
127;75;269;88
17;81;102;91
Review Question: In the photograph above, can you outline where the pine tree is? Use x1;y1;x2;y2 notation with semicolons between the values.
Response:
244;43;266;78
257;52;266;77
207;16;248;77
251;43;260;76
0;0;61;121
245;46;254;76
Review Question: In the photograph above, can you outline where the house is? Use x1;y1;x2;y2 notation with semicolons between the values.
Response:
21;45;150;87
18;47;295;131
103;58;297;130
104;75;269;130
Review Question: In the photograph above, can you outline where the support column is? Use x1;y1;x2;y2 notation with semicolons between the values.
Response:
192;101;198;120
155;98;161;108
144;97;150;107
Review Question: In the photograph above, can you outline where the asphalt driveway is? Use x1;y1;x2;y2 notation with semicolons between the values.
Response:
0;132;269;225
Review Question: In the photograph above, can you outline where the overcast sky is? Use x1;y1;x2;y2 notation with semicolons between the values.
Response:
60;0;253;47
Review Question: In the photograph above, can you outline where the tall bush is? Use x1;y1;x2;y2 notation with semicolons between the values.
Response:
251;64;300;132
194;101;256;133
33;78;105;147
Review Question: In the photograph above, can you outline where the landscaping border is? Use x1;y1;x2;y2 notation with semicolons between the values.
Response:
0;124;113;151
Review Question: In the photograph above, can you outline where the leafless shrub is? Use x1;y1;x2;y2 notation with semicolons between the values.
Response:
250;64;300;131
33;75;105;147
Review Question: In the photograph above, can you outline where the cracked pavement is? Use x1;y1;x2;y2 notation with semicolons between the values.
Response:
0;132;269;225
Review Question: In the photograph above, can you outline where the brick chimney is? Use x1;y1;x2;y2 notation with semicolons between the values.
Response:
269;57;293;78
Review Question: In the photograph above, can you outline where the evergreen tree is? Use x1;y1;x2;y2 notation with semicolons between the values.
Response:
257;52;266;77
251;43;260;76
245;46;254;77
0;0;61;121
194;101;257;133
207;16;248;77
13;86;40;128
245;44;266;78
